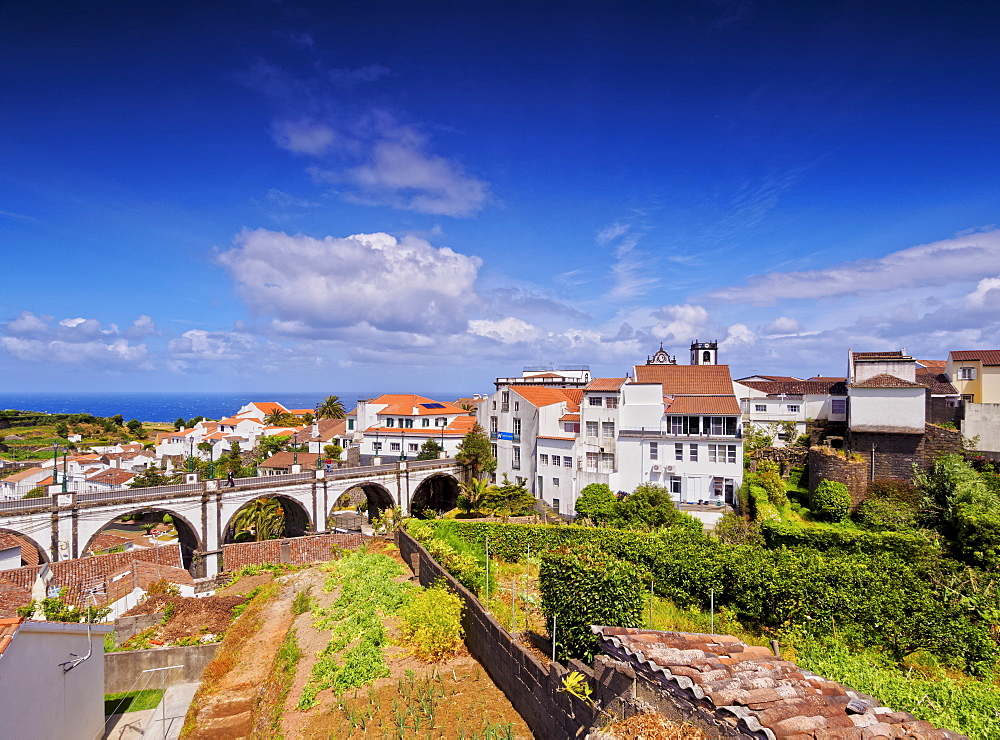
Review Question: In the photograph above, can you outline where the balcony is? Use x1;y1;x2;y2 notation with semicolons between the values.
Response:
619;428;741;440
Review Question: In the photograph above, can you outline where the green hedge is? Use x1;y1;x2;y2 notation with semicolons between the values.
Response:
760;520;941;561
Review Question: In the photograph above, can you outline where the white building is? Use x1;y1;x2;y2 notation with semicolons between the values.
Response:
734;378;849;445
484;344;744;516
847;350;926;434
347;394;475;460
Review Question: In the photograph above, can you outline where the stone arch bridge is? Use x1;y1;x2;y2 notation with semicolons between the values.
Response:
0;459;464;577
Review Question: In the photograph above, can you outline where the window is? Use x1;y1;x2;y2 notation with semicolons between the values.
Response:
563;456;572;467
963;394;974;402
650;442;658;460
537;476;543;494
552;498;560;512
786;405;800;414
398;418;405;427
946;397;961;408
390;442;401;451
600;452;615;471
606;397;619;409
422;418;431;427
601;421;615;438
754;404;767;412
512;446;521;469
586;421;598;438
710;417;724;435
960;366;976;380
708;444;737;463
514;401;519;411
669;416;684;434
408;443;418;452
553;478;560;487
589;396;603;406
491;444;498;458
502;391;510;404
675;443;683;461
386;418;394;427
512;418;521;435
669;476;682;496
490;416;498;432
348;419;354;430
586;452;599;470
689;444;698;462
492;401;496;410
564;422;580;433
831;399;846;414
373;442;382;452
540;454;549;465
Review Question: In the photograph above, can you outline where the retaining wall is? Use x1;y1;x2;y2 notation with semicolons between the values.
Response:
104;643;220;694
221;532;365;571
808;447;868;506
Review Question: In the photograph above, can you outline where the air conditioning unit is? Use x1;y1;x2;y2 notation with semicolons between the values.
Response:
650;464;662;473
664;465;675;473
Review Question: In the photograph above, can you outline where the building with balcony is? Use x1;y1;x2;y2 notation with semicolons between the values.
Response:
347;394;474;461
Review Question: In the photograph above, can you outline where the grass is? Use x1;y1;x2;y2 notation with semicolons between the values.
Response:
250;626;302;739
104;689;164;715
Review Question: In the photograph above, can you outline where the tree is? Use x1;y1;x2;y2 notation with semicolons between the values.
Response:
256;435;290;460
811;480;852;522
264;409;295;427
126;419;146;438
457;477;492;513
743;424;776;454
54;421;69;439
232;497;285;541
613;484;700;531
129;466;181;488
455;424;496;480
322;443;343;462
415;438;443;461
316;395;346;420
110;414;124;427
482;476;536;516
218;442;246;476
301;412;315;425
173;417;186;431
575;483;617;524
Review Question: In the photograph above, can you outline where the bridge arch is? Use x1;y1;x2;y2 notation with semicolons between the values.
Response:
223;494;312;544
410;473;461;517
0;526;50;567
82;508;202;572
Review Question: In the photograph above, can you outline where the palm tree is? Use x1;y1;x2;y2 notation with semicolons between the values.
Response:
232;497;285;542
458;478;492;513
316;395;346;420
264;409;290;426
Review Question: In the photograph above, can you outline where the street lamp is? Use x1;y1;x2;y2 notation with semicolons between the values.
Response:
208;445;214;479
61;447;67;493
188;436;194;473
292;431;298;467
52;443;58;487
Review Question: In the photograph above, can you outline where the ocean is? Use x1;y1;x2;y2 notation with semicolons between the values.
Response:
0;391;474;423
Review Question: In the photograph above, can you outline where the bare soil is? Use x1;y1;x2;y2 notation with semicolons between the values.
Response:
120;593;247;644
603;713;708;739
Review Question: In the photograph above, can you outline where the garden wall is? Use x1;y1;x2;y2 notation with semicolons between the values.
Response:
396;529;742;738
808;447;868;506
850;424;962;483
221;532;365;571
104;643;220;694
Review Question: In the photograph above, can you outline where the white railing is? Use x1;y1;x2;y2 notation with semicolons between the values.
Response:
0;496;53;512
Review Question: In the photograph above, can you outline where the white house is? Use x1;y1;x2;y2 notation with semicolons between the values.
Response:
734;378;849;445
0;617;114;740
348;394;475;460
847;350;926;435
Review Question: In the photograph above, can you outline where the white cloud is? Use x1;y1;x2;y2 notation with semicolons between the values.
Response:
167;329;257;359
125;315;159;339
763;316;800;335
721;323;757;349
709;229;1000;303
271;119;337;156
217;228;482;335
964;276;1000;311
468;318;542;344
649;304;711;343
0;312;148;368
597;223;658;301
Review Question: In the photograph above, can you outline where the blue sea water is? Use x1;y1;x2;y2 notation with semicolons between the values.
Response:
0;391;473;423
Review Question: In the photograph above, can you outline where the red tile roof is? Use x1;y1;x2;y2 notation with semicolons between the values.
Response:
370;394;466;416
513;387;584;411
915;367;959;395
0;617;23;654
664;396;741;415
1;466;46;484
0;534;39;567
850;373;924;389
88;532;133;553
633;364;735;395
585;377;628;392
559;413;580;422
918;359;947;370
949;349;1000;366
740;379;848;396
86;468;136;485
595;627;961;739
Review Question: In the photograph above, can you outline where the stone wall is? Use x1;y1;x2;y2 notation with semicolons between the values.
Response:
113;611;165;646
104;643;220;694
808;447;868;506
849;424;962;483
221;532;364;571
963;402;1000;454
396;529;740;738
747;447;808;475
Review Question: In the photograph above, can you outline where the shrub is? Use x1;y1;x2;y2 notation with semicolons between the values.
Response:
855;498;919;531
612;483;703;532
576;483;617;524
756;462;789;508
714;513;764;546
745;483;781;522
397;580;464;661
866;479;922;508
539;544;645;661
162;513;173;525
812;480;851;522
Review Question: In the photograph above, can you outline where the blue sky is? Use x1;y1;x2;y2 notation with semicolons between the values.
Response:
2;0;999;393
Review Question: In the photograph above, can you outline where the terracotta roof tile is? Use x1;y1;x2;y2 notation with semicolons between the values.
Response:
949;349;1000;366
594;628;964;740
664;395;741;415
86;468;136;485
585;377;628;392
512;387;583;412
849;373;924;389
852;351;910;360
633;364;735;395
915;367;959;395
0;534;39;567
0;617;23;654
740;379;847;396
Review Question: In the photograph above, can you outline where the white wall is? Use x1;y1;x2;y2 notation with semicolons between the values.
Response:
963;403;1000;453
0;621;113;740
848;387;925;433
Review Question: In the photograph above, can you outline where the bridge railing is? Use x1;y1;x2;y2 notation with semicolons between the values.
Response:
77;482;204;505
0;496;54;513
